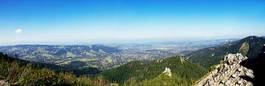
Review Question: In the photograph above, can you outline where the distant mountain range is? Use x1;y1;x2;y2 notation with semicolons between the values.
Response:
0;44;122;69
0;39;229;70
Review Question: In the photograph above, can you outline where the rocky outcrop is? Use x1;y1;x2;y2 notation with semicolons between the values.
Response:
162;67;172;77
195;53;254;86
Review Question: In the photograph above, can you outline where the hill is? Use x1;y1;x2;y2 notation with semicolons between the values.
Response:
0;52;108;86
187;36;265;68
101;56;207;86
0;52;100;76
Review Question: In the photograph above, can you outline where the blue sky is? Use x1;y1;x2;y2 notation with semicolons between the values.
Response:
0;0;265;44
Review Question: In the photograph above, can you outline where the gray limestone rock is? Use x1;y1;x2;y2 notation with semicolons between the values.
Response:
195;53;254;86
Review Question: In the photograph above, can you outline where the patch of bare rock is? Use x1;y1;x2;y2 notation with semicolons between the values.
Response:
195;53;254;86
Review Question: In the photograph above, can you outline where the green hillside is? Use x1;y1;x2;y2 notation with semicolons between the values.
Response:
188;36;265;68
101;56;207;86
0;52;108;86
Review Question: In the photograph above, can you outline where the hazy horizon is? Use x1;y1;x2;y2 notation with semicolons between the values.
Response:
0;0;265;45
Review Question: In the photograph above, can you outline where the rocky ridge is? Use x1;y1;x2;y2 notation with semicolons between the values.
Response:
195;53;254;86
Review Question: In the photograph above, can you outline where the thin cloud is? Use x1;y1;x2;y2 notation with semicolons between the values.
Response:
15;28;22;34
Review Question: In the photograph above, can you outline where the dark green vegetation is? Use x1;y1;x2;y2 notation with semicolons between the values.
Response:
101;56;207;86
0;52;108;86
188;36;265;68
